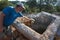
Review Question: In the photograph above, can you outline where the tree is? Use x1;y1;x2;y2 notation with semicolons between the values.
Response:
27;0;37;8
0;0;9;11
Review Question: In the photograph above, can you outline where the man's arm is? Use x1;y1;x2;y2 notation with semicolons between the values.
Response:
0;12;5;32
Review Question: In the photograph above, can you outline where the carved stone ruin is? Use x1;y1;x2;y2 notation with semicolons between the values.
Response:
12;12;60;40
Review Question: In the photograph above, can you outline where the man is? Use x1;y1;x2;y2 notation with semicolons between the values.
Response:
0;2;30;40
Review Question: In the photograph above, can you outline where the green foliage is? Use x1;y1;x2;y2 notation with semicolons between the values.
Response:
9;2;15;6
24;0;38;13
0;1;16;11
24;2;56;13
24;0;56;13
40;4;56;13
27;0;36;8
55;6;60;12
0;1;9;11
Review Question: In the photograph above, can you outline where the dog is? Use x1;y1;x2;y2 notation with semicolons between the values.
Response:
16;16;35;26
3;16;35;40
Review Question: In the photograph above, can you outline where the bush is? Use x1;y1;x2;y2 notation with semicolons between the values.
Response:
55;6;60;12
24;3;56;14
40;4;56;13
0;1;16;11
0;1;9;11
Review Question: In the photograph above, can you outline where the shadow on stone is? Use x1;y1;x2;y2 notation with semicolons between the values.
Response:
30;14;56;34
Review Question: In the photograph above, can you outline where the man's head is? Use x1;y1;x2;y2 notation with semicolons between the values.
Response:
15;2;25;12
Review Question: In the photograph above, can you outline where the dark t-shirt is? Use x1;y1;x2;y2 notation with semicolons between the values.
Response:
2;6;23;26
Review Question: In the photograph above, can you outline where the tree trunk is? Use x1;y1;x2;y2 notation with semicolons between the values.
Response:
12;21;41;40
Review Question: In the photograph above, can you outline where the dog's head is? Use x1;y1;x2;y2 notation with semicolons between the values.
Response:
16;16;35;26
23;18;35;26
